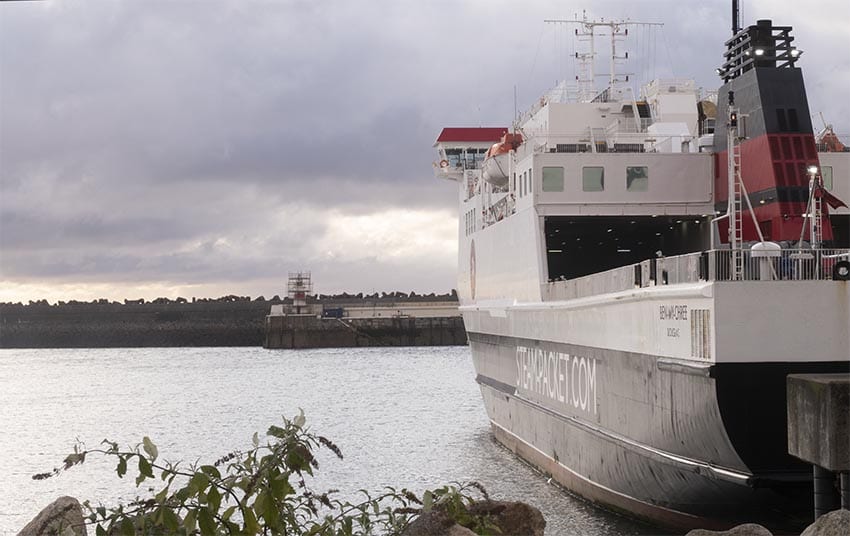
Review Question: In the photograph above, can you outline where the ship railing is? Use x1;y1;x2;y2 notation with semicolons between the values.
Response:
703;248;850;282
606;118;653;135
642;78;697;96
542;248;850;302
530;132;696;154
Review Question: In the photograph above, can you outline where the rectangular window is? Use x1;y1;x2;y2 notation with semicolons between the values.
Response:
626;166;649;191
776;109;788;132
542;166;565;191
822;165;833;190
527;171;532;194
582;167;604;191
788;108;799;131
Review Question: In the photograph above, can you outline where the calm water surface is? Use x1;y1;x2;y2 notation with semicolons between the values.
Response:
0;347;666;535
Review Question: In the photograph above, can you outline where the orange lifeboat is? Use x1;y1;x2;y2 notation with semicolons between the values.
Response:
482;132;523;187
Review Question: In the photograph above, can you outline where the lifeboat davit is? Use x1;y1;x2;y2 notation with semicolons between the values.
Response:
482;132;523;187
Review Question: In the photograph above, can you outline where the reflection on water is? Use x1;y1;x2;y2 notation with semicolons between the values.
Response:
0;346;665;535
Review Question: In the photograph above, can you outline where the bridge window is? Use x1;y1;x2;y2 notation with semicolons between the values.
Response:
542;167;564;192
582;167;604;191
445;148;463;169
626;166;649;191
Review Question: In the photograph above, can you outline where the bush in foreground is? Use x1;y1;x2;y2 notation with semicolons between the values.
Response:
34;412;496;535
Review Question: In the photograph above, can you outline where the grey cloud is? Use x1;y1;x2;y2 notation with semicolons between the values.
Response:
1;0;847;299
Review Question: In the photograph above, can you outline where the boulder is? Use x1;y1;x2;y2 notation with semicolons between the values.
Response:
468;500;546;536
685;524;773;536
801;509;850;536
401;507;461;536
402;499;544;536
17;496;87;536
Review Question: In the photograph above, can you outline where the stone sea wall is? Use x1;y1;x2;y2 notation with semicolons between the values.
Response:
264;315;468;348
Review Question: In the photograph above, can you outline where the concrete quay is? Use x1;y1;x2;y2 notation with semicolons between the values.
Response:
264;314;467;349
787;374;850;519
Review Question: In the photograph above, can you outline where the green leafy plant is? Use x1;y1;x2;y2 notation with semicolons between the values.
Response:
34;411;496;535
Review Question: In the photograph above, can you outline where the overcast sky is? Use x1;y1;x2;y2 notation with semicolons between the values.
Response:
1;0;848;303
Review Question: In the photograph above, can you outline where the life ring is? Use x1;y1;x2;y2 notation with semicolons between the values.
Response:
833;260;850;281
439;159;449;169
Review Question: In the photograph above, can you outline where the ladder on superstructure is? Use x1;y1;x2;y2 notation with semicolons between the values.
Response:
798;166;824;248
727;104;744;279
810;176;823;248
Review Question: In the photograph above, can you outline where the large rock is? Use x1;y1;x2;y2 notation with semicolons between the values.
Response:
17;496;87;536
801;509;850;536
401;507;468;536
468;500;545;536
403;499;545;536
685;524;773;536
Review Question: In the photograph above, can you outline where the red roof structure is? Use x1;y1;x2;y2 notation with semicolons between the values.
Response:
435;127;508;144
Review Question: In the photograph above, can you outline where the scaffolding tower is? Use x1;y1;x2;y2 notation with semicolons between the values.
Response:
287;272;313;314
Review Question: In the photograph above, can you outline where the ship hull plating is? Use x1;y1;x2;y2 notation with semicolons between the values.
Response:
468;330;848;532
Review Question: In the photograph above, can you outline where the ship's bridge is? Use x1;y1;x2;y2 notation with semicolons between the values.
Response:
433;127;507;180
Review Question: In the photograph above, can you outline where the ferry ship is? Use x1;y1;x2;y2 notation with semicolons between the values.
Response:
434;4;849;532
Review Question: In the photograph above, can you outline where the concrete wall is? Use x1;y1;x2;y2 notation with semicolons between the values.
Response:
264;315;468;349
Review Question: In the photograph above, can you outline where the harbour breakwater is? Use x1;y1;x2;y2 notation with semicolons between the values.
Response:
264;315;467;348
0;293;464;348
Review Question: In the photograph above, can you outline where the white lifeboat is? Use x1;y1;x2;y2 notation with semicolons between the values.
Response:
482;132;523;187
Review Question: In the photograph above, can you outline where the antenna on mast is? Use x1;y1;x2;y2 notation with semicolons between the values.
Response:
732;0;740;34
545;15;662;102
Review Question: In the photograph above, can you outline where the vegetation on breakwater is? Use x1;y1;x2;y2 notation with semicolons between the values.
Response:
26;413;538;536
0;292;459;348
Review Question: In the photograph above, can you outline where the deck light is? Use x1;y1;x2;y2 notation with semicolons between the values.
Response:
807;165;818;174
790;48;801;57
754;48;765;56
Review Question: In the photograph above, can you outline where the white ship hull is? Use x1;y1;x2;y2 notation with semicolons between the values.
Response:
463;279;849;530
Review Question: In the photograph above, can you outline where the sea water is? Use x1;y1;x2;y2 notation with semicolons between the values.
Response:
0;346;665;535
